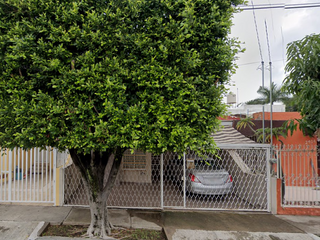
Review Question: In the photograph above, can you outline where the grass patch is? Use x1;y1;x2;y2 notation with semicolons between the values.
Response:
41;225;87;238
42;224;166;240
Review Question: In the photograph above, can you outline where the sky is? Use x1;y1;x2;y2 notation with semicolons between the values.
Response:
227;0;320;105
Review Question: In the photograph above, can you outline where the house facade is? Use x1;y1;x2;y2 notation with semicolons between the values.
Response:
1;118;319;215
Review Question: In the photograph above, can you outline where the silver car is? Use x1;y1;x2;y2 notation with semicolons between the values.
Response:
186;159;233;196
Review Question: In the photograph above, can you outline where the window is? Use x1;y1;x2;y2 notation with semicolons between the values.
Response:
122;149;147;170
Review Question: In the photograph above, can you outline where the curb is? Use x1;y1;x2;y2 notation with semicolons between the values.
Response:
28;221;165;240
308;233;320;240
28;221;49;240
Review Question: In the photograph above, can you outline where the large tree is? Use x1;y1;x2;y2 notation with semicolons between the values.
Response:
283;33;320;136
0;0;243;238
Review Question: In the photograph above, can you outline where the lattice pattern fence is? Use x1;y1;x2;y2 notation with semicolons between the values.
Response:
63;146;270;211
64;153;162;208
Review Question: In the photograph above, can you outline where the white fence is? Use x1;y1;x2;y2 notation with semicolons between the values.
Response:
0;147;57;203
275;144;320;207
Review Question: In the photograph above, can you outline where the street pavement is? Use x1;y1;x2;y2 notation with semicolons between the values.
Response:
0;204;320;240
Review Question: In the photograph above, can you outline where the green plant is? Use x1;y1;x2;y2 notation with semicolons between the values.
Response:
283;119;315;137
255;127;287;144
283;33;320;135
246;82;290;105
130;229;163;240
236;118;289;144
0;0;244;237
236;117;255;132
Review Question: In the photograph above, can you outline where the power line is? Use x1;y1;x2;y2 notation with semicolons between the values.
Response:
239;2;320;10
267;0;276;43
237;59;284;66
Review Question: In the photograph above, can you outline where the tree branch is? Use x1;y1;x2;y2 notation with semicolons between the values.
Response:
69;149;89;181
89;97;100;115
102;147;126;195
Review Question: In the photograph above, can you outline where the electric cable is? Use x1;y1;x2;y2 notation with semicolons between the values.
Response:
239;2;320;10
252;1;264;62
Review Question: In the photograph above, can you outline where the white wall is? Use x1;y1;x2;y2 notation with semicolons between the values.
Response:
227;104;285;116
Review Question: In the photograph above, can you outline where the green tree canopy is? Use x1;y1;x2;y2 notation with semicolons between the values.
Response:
0;0;242;154
0;0;243;237
283;33;320;135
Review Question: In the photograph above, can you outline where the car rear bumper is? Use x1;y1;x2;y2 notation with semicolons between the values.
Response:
187;182;232;195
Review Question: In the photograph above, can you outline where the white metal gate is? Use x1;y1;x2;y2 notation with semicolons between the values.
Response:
63;145;271;212
275;144;320;207
0;147;56;204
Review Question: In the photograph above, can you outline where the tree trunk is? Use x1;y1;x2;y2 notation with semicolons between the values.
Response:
86;191;110;238
69;148;124;239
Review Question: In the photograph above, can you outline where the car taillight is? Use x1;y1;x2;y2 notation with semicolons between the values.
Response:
226;175;233;183
189;173;201;183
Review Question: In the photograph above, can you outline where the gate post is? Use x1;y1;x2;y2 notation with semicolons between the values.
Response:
8;149;12;201
266;146;271;212
53;148;57;205
160;153;163;209
183;152;186;209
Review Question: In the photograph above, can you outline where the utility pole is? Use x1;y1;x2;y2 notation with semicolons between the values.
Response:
265;21;273;147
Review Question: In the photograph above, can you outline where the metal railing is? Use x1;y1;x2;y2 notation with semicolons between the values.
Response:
274;144;320;207
0;147;57;203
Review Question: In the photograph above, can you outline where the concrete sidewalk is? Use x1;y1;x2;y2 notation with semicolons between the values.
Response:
163;211;320;240
0;205;320;240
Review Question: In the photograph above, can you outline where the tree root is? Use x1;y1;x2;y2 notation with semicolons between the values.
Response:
112;226;127;231
85;220;118;239
106;221;114;234
81;233;116;240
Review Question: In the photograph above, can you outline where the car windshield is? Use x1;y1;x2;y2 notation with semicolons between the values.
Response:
194;159;222;170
